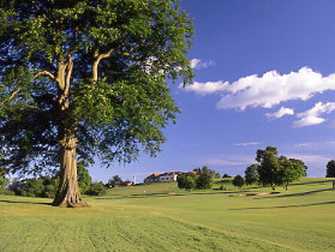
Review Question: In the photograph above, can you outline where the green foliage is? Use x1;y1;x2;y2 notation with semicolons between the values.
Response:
7;163;92;197
232;175;245;188
244;164;259;185
177;166;216;190
10;177;58;198
195;167;213;189
86;182;107;196
256;146;280;189
255;146;307;189
277;157;307;190
0;0;193;175
177;174;195;190
0;168;9;194
326;160;335;178
77;162;92;194
107;175;123;187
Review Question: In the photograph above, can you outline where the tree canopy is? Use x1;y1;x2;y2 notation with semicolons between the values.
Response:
244;164;259;185
326;160;335;178
255;146;307;190
0;0;193;207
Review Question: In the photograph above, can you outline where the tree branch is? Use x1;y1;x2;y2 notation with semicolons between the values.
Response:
64;55;73;97
34;71;56;80
0;88;21;107
92;49;114;82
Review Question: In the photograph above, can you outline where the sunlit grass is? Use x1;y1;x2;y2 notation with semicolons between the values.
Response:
1;179;334;251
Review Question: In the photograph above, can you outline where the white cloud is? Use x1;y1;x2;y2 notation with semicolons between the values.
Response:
266;107;295;119
190;58;215;70
293;102;335;127
182;81;228;95
182;67;335;110
234;142;260;147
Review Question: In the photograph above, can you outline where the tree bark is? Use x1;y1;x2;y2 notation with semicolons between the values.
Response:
53;135;87;208
52;55;88;207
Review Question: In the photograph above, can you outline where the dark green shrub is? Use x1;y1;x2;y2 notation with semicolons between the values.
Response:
232;175;245;188
86;182;107;196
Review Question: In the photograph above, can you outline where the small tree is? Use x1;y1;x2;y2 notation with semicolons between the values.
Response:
86;182;107;196
107;175;123;188
278;157;306;190
177;174;195;190
184;176;196;190
177;174;187;189
232;175;245;188
245;164;259;185
195;166;213;189
326;160;335;178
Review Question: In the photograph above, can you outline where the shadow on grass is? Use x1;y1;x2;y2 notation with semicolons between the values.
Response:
256;188;334;200
229;200;335;211
97;190;255;201
0;199;52;206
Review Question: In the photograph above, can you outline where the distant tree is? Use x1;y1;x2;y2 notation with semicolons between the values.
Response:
177;174;195;190
77;162;92;194
9;176;57;198
277;157;306;190
107;175;123;188
326;160;335;178
0;0;193;207
214;172;221;179
86;182;107;196
222;174;231;178
256;146;280;189
177;174;187;189
0;168;9;193
244;164;259;185
195;166;213;189
289;158;308;177
255;146;307;190
232;175;245;188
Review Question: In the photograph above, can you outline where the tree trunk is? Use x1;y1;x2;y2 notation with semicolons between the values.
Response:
53;135;88;208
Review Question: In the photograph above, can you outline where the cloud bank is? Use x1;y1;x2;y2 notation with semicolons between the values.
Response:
183;67;335;110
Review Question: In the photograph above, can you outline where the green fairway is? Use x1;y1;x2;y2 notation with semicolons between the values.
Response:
1;180;335;252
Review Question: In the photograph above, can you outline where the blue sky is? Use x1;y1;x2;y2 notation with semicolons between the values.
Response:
90;0;335;182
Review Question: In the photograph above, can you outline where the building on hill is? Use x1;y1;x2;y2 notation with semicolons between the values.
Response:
144;171;182;184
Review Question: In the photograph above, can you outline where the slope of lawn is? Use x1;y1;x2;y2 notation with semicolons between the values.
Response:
0;179;334;252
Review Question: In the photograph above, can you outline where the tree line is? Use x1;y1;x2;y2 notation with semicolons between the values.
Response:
177;146;310;191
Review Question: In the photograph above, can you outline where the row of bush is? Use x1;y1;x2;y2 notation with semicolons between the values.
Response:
177;166;215;190
0;164;107;197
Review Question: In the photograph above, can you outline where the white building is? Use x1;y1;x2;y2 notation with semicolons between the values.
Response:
144;171;181;184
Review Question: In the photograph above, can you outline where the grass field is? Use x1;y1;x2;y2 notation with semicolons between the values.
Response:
1;178;335;251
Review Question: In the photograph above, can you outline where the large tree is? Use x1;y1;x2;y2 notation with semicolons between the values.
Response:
255;146;307;190
0;1;193;207
256;146;280;189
